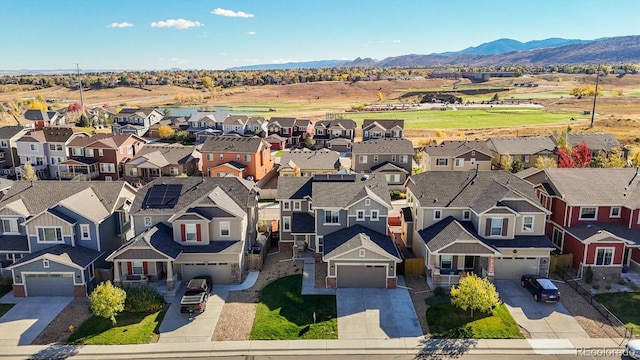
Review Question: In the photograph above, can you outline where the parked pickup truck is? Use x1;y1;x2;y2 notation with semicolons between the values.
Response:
179;276;212;314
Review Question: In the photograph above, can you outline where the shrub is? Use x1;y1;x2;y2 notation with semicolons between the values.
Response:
592;281;600;290
124;285;165;313
433;286;447;297
585;265;593;284
389;190;404;200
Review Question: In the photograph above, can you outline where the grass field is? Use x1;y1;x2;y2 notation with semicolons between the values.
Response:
426;302;524;339
66;310;166;345
594;292;640;333
0;304;14;317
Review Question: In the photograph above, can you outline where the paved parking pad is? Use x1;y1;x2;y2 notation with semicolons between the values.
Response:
0;296;73;346
494;280;588;339
337;281;422;340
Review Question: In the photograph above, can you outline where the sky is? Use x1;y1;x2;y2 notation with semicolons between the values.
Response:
1;0;639;71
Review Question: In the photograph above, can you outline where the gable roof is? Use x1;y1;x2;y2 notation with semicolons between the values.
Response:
127;143;196;167
486;136;556;155
0;125;25;139
313;174;391;208
352;138;414;155
223;115;250;125
279;149;340;171
8;244;102;270
188;111;229;123
269;117;297;128
406;170;542;213
362;119;405;131
67;133;145;148
315;119;357;130
418;216;500;254
200;135;269;153
420;140;492;158
564;132;621;152
542;168;640;207
323;224;401;260
23;109;60;122
276;177;314;200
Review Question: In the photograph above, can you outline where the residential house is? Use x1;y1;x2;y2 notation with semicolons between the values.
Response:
361;119;404;140
267;117;313;148
22;109;66;128
313;119;357;152
561;132;627;160
264;134;287;151
106;177;259;291
486;136;557;169
222;115;251;135
60;133;147;181
276;174;401;288
15;127;88;179
186;111;228;142
417;140;493;171
123;143;200;181
0;126;28;176
1;181;137;297
245;116;268;137
351;138;414;187
200;135;273;181
147;116;189;138
404;170;554;287
278;149;341;176
111;108;164;137
525;168;640;278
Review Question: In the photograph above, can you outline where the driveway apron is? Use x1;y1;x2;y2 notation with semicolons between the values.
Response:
0;296;73;346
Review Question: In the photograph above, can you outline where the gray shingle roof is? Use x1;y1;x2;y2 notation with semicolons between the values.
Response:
269;117;296;128
10;244;102;268
0;125;25;139
0;235;29;252
418;217;494;252
200;135;268;153
542;168;640;207
280;149;340;171
323;224;400;259
565;133;621;152
276;177;313;200
486;136;556;155
362;119;405;131
563;222;640;245
406;170;541;213
352;138;414;155
129;144;196;165
291;212;315;233
313;174;391;208
420;140;492;158
315;119;357;130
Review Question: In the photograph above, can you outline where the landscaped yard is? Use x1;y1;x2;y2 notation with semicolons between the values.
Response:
594;292;640;333
426;302;524;339
66;310;166;345
250;274;337;340
0;304;14;317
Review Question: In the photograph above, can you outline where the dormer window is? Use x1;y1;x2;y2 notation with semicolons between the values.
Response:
462;210;470;220
359;249;365;257
522;216;534;232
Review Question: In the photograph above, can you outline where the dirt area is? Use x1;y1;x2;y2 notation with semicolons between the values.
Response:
404;274;431;336
212;249;303;341
31;299;92;345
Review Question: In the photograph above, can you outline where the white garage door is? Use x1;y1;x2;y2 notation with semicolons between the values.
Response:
25;273;75;296
494;257;539;280
182;263;232;284
337;265;387;288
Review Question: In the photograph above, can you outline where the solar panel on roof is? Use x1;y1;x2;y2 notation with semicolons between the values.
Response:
142;184;183;209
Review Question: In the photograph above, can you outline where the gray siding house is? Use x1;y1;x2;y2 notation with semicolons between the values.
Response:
351;138;414;187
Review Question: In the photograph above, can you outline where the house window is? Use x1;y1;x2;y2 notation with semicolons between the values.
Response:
371;210;379;221
170;167;179;175
433;210;442;220
385;174;400;183
440;255;453;269
1;218;19;234
392;155;397;162
100;163;115;173
317;236;323;252
324;211;340;224
85;149;94;157
373;155;379;162
359;155;368;164
236;154;241;161
80;224;91;240
540;193;548;207
455;158;463;167
37;227;63;243
462;210;470;220
43;259;50;268
129;168;138;176
49;144;56;151
356;210;365;221
220;221;230;237
293;201;301;211
579;207;597;220
144;217;152;227
127;146;133;154
552;228;563;249
72;148;83;156
206;153;213;161
522;155;530;163
359;249;365;258
89;264;95;280
436;158;448;166
0;140;7;148
283;202;290;211
98;149;104;157
184;224;197;241
595;248;614;266
610;207;621;218
30;144;37;151
522;216;534;232
282;216;291;231
490;218;503;236
365;199;371;206
244;154;251;162
399;155;408;163
132;261;144;275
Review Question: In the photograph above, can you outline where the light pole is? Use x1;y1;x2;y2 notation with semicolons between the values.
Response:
589;65;600;128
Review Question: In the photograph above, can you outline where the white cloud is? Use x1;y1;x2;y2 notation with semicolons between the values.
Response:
151;19;203;30
170;57;188;64
108;22;133;28
248;31;256;35
212;8;254;18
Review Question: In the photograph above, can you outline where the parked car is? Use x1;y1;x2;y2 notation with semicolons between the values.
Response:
179;276;212;314
626;339;640;359
520;274;560;303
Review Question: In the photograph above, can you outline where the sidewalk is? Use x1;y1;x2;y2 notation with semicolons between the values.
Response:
0;337;627;359
301;258;335;295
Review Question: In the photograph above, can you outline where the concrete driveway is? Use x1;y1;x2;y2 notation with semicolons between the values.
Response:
336;277;422;339
0;294;73;346
494;280;588;339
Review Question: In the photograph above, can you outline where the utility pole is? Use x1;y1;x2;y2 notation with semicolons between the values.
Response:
589;65;600;128
76;63;85;111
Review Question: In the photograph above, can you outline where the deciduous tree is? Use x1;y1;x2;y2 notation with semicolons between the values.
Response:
558;148;576;168
500;153;512;171
572;142;592;168
89;281;126;325
450;273;500;317
158;125;175;139
534;156;557;169
21;163;38;181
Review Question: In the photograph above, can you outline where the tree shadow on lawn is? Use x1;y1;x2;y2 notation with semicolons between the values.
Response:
29;345;81;360
415;338;478;360
66;310;167;345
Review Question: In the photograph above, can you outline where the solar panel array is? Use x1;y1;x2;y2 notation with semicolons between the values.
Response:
142;184;183;209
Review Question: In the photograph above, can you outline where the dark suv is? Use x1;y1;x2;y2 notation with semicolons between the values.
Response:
520;274;560;303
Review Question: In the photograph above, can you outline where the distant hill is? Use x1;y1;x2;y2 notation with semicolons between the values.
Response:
227;60;347;71
439;37;594;56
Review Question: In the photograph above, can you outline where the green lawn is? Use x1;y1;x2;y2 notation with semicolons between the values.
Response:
426;302;524;339
0;282;12;297
250;274;337;340
594;292;640;333
66;310;166;345
274;150;284;157
0;304;14;317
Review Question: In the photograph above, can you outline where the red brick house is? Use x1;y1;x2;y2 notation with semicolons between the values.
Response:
200;135;273;181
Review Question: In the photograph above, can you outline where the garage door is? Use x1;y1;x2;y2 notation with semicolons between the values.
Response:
25;273;75;296
337;265;386;288
182;263;232;284
494;257;539;280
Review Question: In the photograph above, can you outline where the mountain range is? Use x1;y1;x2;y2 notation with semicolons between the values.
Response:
228;35;640;70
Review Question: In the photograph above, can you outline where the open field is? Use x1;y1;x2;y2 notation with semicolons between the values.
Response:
2;74;640;146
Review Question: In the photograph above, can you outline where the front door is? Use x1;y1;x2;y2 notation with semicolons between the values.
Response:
624;247;631;267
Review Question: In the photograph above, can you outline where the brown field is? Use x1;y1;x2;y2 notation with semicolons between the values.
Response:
2;74;640;148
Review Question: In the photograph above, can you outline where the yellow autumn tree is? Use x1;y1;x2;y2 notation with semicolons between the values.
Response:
157;125;175;139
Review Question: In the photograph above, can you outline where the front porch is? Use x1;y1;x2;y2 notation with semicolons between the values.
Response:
113;259;181;297
426;255;492;288
58;158;99;180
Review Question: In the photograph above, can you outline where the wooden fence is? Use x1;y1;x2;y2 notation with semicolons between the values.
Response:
403;258;424;276
550;253;573;273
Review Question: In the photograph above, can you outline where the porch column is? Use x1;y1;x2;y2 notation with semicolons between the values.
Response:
166;260;174;291
113;260;121;286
